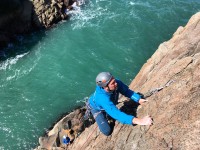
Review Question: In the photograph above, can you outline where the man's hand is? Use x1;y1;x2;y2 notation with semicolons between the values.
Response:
132;115;153;125
139;98;148;105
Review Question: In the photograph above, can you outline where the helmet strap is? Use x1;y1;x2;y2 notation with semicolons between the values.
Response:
104;85;114;92
107;85;111;92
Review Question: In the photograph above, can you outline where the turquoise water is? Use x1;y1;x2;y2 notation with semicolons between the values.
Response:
0;0;200;149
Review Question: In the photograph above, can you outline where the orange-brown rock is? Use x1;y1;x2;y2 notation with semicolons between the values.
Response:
67;12;200;150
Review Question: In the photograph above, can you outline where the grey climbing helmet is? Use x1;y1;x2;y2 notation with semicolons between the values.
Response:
96;72;113;87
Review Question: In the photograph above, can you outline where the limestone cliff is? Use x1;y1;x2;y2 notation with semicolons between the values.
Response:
35;12;200;150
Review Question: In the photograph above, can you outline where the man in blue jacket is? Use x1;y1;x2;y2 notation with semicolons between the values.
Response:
88;72;153;136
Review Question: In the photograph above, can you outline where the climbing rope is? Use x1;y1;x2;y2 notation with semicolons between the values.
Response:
144;79;175;116
142;79;175;99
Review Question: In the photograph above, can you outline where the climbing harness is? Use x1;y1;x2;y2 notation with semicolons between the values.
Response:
83;100;93;121
83;91;105;121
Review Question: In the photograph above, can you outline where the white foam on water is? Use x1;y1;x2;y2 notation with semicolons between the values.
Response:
69;0;115;30
129;1;135;5
0;48;41;83
57;73;64;79
76;96;89;103
6;69;20;81
21;94;31;102
1;126;12;134
0;52;29;71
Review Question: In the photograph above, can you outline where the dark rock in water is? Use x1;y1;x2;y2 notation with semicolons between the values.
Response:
0;0;81;51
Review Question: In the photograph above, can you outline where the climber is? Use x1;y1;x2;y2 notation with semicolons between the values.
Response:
87;72;153;136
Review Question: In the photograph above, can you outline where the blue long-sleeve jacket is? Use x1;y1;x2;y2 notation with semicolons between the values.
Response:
89;79;141;125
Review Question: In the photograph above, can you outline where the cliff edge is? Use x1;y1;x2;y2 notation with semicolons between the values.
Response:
35;12;200;150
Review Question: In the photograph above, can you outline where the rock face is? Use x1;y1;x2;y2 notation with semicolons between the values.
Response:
35;12;200;150
64;12;199;150
32;0;69;28
34;107;95;150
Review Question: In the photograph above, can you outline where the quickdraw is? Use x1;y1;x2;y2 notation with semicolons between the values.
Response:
139;80;175;99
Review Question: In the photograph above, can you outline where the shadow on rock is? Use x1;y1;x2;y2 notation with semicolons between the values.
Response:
120;99;139;118
0;0;46;61
36;106;96;150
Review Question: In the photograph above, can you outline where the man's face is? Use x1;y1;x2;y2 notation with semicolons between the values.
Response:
107;78;118;91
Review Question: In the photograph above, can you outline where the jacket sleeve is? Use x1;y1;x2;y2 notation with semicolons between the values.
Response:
100;97;134;125
116;79;141;103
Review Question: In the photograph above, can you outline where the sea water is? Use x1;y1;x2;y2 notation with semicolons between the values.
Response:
0;0;199;149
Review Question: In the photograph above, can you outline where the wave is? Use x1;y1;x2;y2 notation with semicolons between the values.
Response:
69;0;115;30
76;96;89;103
0;52;29;71
0;48;41;84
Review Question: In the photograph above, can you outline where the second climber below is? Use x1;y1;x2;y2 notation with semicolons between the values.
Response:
88;72;153;136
